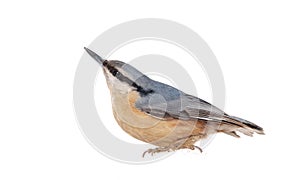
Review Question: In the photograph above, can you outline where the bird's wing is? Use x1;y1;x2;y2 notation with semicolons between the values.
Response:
134;84;264;136
135;92;226;121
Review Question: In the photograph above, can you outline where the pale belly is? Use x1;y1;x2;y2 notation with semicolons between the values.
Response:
110;91;207;147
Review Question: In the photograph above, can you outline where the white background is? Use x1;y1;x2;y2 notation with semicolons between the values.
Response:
1;0;299;179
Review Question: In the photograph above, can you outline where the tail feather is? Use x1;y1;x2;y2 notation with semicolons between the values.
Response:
220;115;264;137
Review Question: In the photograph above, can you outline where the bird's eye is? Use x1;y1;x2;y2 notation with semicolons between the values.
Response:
111;69;118;76
106;64;119;76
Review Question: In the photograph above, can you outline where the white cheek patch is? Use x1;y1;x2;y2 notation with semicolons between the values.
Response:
105;71;133;94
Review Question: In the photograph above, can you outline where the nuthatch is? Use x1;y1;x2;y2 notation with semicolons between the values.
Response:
84;47;264;157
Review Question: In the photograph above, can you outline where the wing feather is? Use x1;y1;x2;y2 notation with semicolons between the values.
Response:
135;91;225;121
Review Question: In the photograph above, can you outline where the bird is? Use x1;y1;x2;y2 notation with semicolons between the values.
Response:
84;47;264;157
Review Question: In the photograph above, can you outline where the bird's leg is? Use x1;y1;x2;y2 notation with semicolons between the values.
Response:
174;143;203;153
142;146;175;157
142;134;204;157
174;135;203;153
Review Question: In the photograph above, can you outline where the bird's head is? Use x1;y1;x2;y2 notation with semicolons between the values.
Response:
84;47;153;95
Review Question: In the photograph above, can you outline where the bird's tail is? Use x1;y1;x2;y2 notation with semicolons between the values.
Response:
219;115;264;138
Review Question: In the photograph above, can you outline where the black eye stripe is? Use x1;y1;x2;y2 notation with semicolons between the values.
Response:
105;63;119;76
104;62;154;96
103;60;108;66
111;69;118;76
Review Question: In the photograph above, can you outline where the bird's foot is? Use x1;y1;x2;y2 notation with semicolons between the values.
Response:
142;146;173;158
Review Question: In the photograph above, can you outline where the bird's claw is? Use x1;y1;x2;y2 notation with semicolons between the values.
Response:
142;144;202;157
142;147;172;158
189;145;203;153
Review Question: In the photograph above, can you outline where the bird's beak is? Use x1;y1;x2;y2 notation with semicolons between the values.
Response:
84;47;105;66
